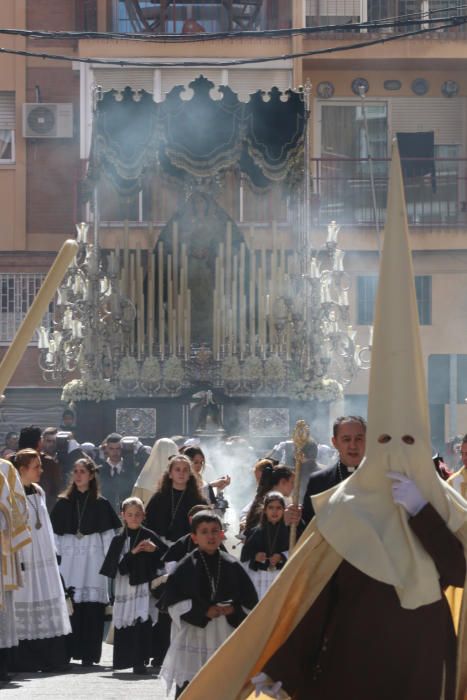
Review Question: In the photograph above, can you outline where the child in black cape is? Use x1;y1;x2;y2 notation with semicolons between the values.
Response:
160;510;258;698
241;491;290;600
100;497;167;674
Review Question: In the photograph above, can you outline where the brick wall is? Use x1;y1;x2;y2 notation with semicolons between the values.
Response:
27;0;77;31
26;66;80;237
0;347;62;388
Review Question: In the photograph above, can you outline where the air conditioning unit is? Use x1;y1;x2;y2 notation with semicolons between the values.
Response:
22;103;73;138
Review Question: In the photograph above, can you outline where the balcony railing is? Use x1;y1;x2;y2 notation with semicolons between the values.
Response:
112;0;291;34
305;0;466;37
311;157;467;227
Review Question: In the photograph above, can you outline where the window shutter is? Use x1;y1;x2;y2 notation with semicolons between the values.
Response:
0;92;15;130
160;69;223;100
227;69;292;101
391;98;464;145
93;68;155;93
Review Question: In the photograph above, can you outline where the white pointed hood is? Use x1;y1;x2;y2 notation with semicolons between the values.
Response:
314;140;467;608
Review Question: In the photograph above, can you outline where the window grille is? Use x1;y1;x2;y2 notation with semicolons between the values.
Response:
0;273;53;344
0;91;15;163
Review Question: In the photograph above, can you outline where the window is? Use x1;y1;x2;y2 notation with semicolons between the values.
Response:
357;276;378;325
0;92;15;163
0;274;52;344
357;275;431;325
415;275;432;325
319;102;388;225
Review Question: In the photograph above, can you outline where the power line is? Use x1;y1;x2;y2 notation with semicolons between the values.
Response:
1;10;466;43
0;17;465;68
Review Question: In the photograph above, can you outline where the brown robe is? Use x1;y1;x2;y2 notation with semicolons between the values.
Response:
264;505;466;700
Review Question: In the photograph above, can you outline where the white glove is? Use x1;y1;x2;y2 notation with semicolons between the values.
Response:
251;672;283;699
387;472;427;516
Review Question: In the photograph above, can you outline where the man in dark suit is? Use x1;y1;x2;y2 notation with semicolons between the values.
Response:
301;416;366;526
98;433;148;511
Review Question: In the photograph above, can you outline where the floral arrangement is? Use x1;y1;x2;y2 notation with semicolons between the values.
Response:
222;356;241;391
294;377;343;402
61;377;116;403
163;356;185;392
264;355;286;390
118;356;139;381
140;356;161;384
243;355;263;387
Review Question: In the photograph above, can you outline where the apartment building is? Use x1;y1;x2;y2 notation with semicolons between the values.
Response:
0;0;465;448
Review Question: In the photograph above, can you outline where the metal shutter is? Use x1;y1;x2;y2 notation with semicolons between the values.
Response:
227;69;292;101
390;98;464;144
93;68;154;93
160;69;223;100
0;92;15;130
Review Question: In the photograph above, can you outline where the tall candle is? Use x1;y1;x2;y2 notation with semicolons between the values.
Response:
239;243;246;358
185;289;191;359
213;293;218;360
158;242;164;358
213;257;220;359
226;222;232;315
172;222;179;298
147;251;155;356
219;243;225;352
167;254;173;354
172;310;177;357
232;254;238;353
136;247;144;360
123;219;129;296
249;278;256;355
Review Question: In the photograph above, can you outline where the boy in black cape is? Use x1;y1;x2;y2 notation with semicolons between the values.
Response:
160;510;258;698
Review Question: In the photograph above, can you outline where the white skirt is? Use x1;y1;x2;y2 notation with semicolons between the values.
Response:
55;529;115;604
113;571;158;630
243;566;280;600
14;492;71;640
0;591;18;649
161;600;232;692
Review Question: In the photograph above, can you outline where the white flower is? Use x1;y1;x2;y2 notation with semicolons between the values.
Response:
243;356;263;383
264;355;286;383
61;378;115;403
118;356;139;381
222;356;241;382
164;356;185;390
294;377;343;402
141;356;161;383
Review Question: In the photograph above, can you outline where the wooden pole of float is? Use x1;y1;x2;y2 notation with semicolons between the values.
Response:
0;239;78;397
290;419;310;551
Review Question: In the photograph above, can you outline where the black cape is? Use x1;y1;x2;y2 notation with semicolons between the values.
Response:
100;525;168;585
144;488;207;542
162;533;227;565
241;521;290;571
159;548;258;629
50;491;121;535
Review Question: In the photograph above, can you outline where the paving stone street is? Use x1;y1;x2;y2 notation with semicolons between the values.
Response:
0;643;175;699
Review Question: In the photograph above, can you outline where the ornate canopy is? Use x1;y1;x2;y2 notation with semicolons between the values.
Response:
86;75;305;197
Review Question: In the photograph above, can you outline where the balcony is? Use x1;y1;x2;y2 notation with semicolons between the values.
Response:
112;0;291;34
311;156;467;227
305;0;465;37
